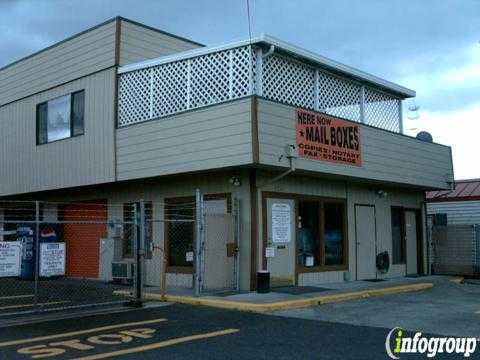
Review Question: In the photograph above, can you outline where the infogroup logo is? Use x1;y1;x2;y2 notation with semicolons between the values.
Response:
385;327;477;358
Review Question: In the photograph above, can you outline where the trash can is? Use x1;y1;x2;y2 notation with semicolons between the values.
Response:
257;270;270;293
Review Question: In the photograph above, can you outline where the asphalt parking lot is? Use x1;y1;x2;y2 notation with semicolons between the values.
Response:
1;277;479;359
274;278;480;338
0;278;131;314
0;303;443;360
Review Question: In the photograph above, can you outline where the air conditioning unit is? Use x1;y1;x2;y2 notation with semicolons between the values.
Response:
111;262;134;280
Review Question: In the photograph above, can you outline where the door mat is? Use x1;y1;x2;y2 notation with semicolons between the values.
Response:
272;286;331;295
363;279;386;282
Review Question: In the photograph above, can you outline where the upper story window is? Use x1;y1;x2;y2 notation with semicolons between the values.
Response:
36;90;85;145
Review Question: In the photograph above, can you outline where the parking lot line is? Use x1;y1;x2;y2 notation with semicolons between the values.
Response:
0;301;70;310
0;294;34;300
0;318;168;348
72;329;240;360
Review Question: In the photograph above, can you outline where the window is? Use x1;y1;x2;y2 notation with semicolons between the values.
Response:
324;202;345;266
297;198;347;269
122;202;153;258
36;90;85;145
165;200;195;270
391;207;406;264
297;201;320;267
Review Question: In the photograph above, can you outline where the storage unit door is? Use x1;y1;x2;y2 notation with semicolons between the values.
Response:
63;203;107;278
355;205;377;280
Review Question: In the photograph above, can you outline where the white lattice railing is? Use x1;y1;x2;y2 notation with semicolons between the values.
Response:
118;45;402;132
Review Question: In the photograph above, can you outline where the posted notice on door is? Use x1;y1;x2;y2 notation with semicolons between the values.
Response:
40;242;66;277
0;241;22;277
271;203;291;243
296;109;362;166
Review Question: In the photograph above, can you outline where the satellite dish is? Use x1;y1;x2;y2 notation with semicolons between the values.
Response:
416;131;433;143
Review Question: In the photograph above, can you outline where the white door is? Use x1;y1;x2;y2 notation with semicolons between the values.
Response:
405;210;418;275
266;198;295;286
202;199;234;290
355;205;377;280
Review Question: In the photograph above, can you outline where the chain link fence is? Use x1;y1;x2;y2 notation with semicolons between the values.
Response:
0;191;241;318
150;192;240;297
0;201;136;317
431;224;480;277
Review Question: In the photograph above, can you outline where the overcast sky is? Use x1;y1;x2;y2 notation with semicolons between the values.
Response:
1;0;479;179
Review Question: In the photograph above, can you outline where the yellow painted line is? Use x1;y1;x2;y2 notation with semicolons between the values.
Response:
0;318;168;348
72;329;239;360
143;283;434;313
0;294;34;300
0;301;70;310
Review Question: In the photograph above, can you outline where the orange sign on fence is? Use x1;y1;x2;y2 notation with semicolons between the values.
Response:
296;109;362;167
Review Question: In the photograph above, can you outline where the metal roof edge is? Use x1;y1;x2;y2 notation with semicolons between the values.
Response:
118;33;415;98
258;34;415;98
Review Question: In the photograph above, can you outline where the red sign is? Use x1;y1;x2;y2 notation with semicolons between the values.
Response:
296;109;362;167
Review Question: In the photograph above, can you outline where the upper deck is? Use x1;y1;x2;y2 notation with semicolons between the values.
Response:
117;35;413;133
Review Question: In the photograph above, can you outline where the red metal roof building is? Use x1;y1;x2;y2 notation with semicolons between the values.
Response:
427;179;480;203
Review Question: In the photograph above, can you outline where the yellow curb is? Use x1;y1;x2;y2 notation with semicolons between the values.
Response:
121;283;433;313
449;277;464;284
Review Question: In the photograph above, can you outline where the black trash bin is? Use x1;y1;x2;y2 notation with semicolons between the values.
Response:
257;270;270;293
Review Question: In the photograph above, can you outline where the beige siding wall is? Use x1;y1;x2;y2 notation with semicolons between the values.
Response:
116;98;253;181
33;170;252;290
119;20;200;66
256;171;426;285
0;69;116;196
0;21;116;106
257;99;453;190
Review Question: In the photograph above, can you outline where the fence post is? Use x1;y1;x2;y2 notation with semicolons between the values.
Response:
194;189;204;297
139;200;146;301
34;201;40;310
131;203;142;306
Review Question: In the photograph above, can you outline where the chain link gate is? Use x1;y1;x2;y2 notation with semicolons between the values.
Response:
196;191;240;295
0;201;138;318
431;224;480;277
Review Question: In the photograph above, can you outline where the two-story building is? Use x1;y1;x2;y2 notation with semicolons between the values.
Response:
0;17;454;291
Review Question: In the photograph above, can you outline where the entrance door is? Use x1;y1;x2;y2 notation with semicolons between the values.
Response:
266;198;295;286
202;199;233;290
405;210;418;275
355;205;377;280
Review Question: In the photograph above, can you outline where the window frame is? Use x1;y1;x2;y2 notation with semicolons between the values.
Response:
36;90;85;145
261;192;349;275
391;206;406;265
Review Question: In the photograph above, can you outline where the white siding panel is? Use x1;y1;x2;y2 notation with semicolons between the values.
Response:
257;99;453;189
119;20;201;66
116;99;253;181
0;69;116;196
0;21;116;105
428;201;480;225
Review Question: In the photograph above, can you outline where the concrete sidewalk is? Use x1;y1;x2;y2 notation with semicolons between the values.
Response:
140;276;443;313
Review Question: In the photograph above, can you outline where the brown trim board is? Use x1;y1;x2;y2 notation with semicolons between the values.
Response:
251;96;259;164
